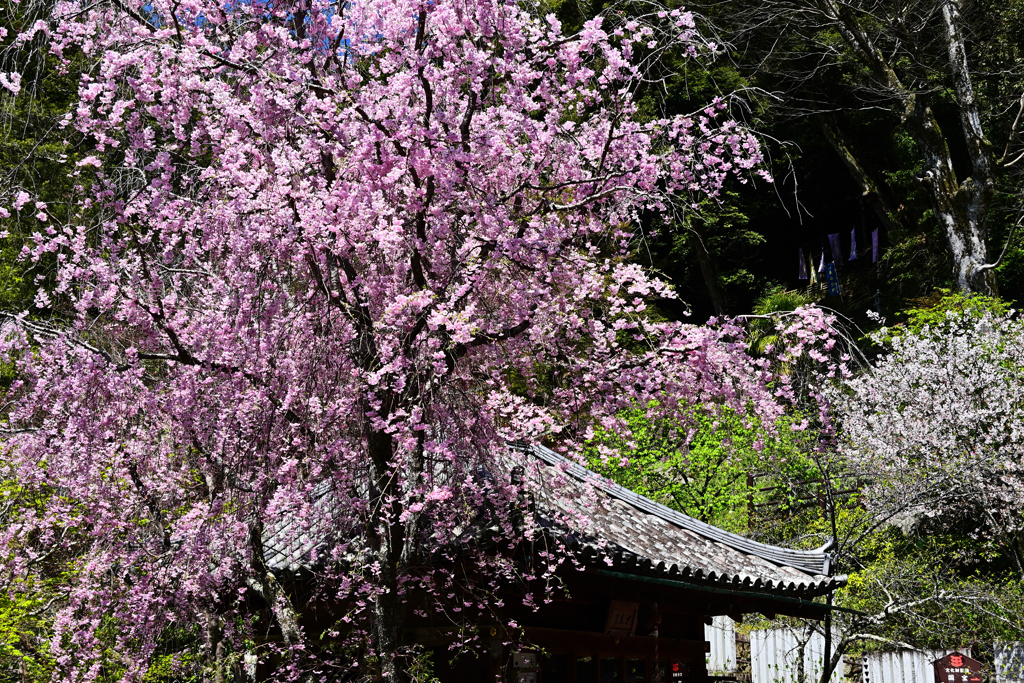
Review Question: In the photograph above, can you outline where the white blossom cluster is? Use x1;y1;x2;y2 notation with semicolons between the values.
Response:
840;311;1024;552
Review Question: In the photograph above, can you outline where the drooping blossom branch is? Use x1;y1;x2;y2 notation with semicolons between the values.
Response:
0;0;788;680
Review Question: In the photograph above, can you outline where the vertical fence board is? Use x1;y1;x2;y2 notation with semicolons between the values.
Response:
715;624;977;683
707;616;739;674
995;642;1024;683
750;628;843;683
862;649;970;683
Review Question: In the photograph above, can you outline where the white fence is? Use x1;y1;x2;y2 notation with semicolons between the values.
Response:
706;616;739;674
862;650;968;683
703;618;980;683
750;627;844;683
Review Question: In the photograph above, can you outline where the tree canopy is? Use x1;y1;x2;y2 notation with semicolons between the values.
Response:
0;0;794;680
2;0;1024;681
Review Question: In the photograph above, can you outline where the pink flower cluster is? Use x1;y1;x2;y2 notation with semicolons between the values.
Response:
0;0;787;679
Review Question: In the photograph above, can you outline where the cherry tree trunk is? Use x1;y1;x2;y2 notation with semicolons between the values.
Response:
367;427;407;682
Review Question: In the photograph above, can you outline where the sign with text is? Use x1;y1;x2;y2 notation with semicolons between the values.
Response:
604;600;639;637
933;652;982;683
670;661;690;681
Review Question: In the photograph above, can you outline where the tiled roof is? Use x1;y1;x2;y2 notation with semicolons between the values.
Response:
262;444;845;598
262;481;342;573
522;443;844;597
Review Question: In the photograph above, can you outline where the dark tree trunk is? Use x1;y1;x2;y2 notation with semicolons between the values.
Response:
818;0;999;295
819;119;901;235
204;613;226;683
906;94;998;295
367;426;407;683
687;227;727;316
245;521;304;648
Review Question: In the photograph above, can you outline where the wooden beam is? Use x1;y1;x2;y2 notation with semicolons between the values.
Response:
522;627;707;660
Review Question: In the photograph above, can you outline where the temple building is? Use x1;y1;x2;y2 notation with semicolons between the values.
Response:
264;444;845;683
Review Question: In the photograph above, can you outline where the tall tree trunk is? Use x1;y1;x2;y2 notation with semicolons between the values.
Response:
907;93;997;295
818;119;900;234
246;521;304;648
795;630;808;683
204;613;226;683
938;0;997;294
820;0;999;295
367;426;406;683
687;227;727;316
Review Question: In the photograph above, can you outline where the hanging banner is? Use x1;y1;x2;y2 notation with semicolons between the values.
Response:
825;262;840;296
798;248;808;279
872;228;879;262
818;250;825;273
828;233;842;264
849;228;858;260
809;257;818;286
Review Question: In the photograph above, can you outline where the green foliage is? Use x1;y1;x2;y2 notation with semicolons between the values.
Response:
747;287;815;355
899;289;1012;333
0;12;90;317
839;529;1024;651
870;288;1016;347
407;647;442;683
0;579;55;683
586;407;817;535
586;408;755;533
0;481;62;683
141;649;201;683
752;287;814;317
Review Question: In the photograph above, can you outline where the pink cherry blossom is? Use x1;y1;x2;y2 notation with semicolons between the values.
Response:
0;0;788;680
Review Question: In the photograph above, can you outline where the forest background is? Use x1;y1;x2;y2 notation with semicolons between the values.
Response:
2;0;1024;680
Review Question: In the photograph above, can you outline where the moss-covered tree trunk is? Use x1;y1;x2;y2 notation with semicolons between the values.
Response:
821;0;999;295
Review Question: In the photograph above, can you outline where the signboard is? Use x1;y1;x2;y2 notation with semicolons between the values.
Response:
933;652;982;683
604;600;639;638
513;651;539;683
670;661;690;681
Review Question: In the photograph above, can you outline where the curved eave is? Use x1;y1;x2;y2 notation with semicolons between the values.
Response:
565;541;845;598
519;442;840;581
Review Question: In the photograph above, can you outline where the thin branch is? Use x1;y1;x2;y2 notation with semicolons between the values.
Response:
976;213;1023;273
